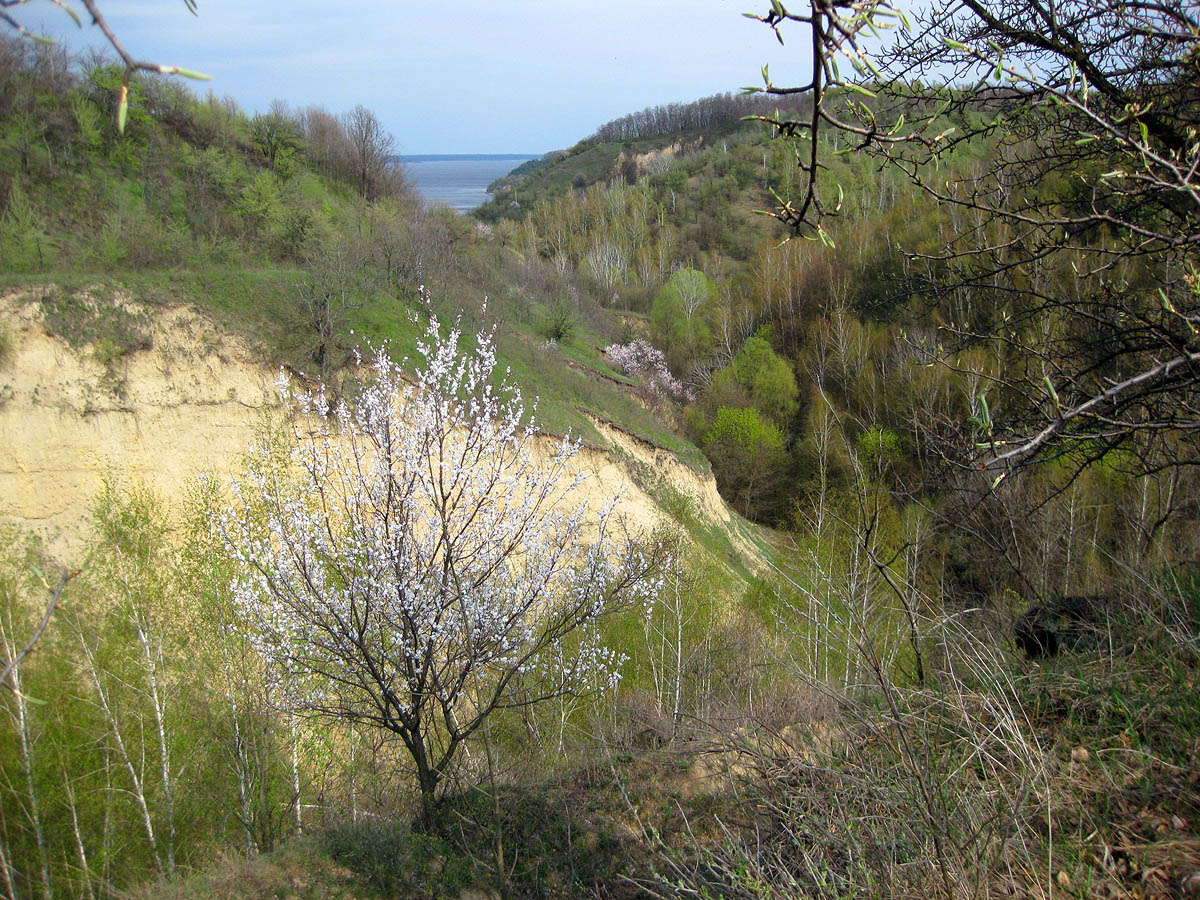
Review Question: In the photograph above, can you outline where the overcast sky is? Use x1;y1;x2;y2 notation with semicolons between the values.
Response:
10;0;813;154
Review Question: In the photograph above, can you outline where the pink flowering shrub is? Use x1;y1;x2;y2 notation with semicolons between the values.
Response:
604;339;693;403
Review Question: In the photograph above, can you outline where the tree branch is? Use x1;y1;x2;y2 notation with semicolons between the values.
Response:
1;570;74;691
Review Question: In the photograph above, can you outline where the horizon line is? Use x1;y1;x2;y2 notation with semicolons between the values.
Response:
398;153;544;161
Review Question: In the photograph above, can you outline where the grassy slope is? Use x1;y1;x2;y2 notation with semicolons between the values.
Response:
0;85;710;471
478;129;717;220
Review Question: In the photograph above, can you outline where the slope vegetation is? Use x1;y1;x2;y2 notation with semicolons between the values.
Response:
0;285;756;565
3;32;1199;900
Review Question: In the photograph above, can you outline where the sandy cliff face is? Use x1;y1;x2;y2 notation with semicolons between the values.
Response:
0;290;740;563
617;138;704;178
0;290;280;556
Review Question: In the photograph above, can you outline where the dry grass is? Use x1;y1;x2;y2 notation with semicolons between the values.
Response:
634;557;1200;900
126;840;359;900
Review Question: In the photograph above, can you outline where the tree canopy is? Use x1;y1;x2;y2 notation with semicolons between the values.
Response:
750;0;1200;480
715;332;800;425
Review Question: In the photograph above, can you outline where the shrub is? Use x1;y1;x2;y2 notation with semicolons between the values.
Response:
538;295;576;343
702;406;787;519
320;821;466;897
604;339;692;402
721;333;799;425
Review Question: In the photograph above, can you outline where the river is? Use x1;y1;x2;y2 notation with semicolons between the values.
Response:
400;154;537;213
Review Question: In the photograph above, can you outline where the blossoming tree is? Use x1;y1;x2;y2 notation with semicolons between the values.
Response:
604;339;693;403
222;313;661;820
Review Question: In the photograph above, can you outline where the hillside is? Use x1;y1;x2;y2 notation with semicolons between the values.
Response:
3;19;1200;900
0;40;784;899
0;284;752;564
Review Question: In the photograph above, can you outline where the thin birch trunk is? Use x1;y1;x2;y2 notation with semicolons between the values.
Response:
62;772;96;900
227;681;255;856
672;579;683;736
0;830;16;900
4;626;52;900
101;750;112;893
79;637;162;876
134;618;175;877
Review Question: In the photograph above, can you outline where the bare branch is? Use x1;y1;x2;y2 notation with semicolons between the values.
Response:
2;0;211;130
0;569;74;691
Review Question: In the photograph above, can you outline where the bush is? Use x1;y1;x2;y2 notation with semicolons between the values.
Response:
604;338;692;402
711;333;799;426
538;294;576;343
320;821;467;897
702;406;788;520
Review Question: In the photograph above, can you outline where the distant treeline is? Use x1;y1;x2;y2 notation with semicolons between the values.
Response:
0;34;408;205
588;91;810;144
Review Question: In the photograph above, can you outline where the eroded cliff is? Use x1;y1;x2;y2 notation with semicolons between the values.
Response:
0;288;755;566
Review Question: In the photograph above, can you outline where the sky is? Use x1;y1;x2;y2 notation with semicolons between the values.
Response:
8;0;814;155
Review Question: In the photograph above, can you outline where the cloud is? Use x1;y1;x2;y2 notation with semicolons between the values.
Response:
7;0;811;153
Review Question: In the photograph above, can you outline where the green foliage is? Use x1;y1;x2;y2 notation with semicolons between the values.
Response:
537;294;576;343
236;170;283;233
664;267;715;306
91;479;168;557
70;94;104;152
5;42;1198;900
0;45;399;280
0;529;61;895
0;180;54;273
857;424;902;469
0;481;324;896
702;406;788;519
87;211;132;269
320;821;468;897
713;332;799;425
650;267;716;370
704;405;783;455
0;525;50;630
248;111;300;170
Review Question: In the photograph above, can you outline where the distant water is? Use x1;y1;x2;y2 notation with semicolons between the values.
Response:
400;154;537;213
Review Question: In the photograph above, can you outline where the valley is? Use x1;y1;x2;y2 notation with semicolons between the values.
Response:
1;5;1198;899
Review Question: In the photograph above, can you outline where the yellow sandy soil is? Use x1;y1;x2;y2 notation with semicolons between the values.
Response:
0;289;743;564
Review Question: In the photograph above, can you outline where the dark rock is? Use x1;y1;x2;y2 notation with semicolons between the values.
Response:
1015;594;1105;659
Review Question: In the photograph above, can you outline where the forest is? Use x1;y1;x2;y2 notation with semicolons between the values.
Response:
1;0;1198;898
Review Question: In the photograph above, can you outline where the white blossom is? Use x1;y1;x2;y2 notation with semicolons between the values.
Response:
220;312;660;807
604;339;693;403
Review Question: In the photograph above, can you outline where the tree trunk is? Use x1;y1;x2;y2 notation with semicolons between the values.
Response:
136;618;176;877
80;637;162;876
4;626;52;900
